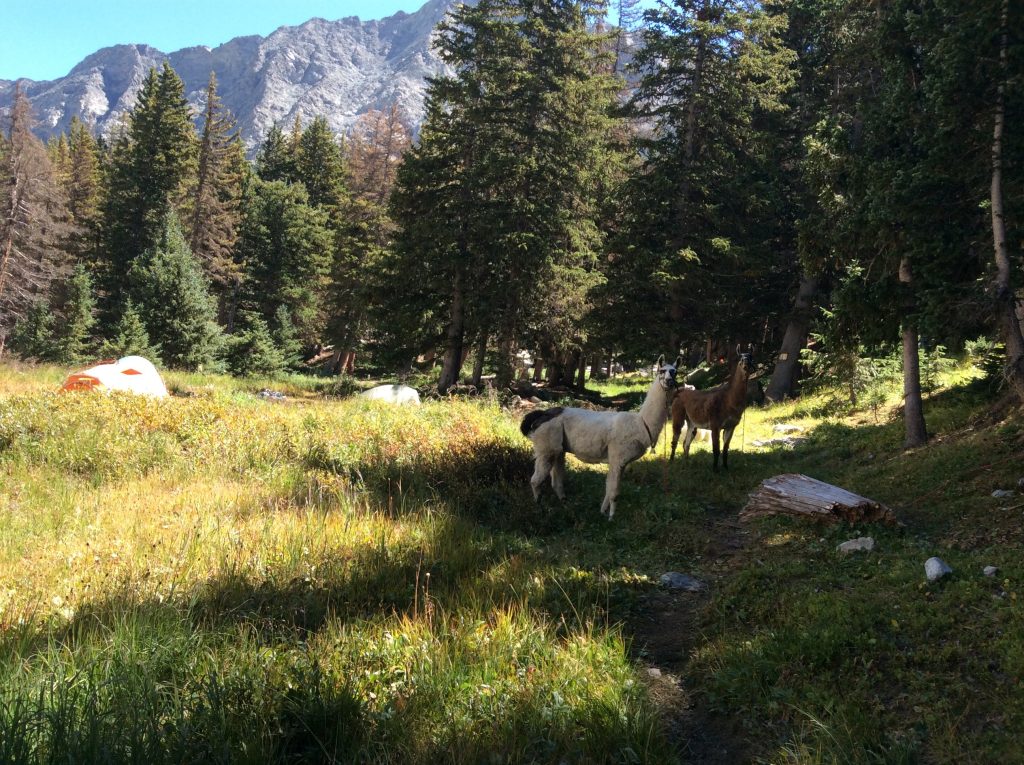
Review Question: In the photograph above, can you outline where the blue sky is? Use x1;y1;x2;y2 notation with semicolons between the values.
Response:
1;1;657;82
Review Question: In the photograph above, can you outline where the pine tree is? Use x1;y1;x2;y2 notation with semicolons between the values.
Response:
189;72;247;310
128;211;221;369
52;263;97;363
100;63;198;308
0;85;72;356
235;178;332;346
295;116;348;211
620;0;796;354
272;304;303;369
227;310;285;376
388;0;622;391
100;298;162;361
255;124;297;183
64;117;104;264
9;303;55;361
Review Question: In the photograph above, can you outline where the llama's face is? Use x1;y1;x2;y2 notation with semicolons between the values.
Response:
656;356;681;390
739;352;754;373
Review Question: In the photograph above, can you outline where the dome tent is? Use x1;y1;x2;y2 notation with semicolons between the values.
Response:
61;356;169;398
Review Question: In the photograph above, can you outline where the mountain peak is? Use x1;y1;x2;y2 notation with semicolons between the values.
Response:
0;0;467;151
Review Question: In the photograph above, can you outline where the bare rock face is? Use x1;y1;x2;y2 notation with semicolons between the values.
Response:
0;0;466;154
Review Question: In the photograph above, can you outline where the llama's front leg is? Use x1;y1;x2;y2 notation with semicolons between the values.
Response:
670;420;682;461
683;421;699;458
710;429;721;473
530;453;555;502
722;427;735;470
601;462;623;520
550;453;566;501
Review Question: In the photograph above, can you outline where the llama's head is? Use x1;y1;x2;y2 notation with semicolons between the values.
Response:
735;344;755;375
655;355;683;391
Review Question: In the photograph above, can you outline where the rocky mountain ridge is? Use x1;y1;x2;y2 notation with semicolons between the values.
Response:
0;0;461;152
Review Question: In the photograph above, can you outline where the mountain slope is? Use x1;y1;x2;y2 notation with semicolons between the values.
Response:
0;0;460;151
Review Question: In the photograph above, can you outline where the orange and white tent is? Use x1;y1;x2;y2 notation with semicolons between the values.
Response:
61;356;169;398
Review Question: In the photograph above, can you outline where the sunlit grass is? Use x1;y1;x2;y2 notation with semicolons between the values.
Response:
0;357;1020;763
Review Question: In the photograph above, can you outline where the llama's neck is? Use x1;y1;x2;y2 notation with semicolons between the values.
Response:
726;365;749;410
638;379;673;442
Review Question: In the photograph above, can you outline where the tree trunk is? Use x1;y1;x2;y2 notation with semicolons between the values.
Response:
470;329;488;388
575;352;588;391
438;268;466;394
495;331;516;388
766;273;819;402
900;256;927;448
990;0;1024;402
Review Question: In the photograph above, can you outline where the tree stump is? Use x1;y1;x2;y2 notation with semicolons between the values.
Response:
741;473;900;527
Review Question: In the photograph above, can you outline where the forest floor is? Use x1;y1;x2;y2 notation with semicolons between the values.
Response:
1;358;1022;763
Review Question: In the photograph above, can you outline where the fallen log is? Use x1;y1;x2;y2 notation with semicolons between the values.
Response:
741;473;901;527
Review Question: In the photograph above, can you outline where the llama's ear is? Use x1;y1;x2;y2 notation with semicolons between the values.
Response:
656;354;665;368
674;355;683;368
735;343;741;356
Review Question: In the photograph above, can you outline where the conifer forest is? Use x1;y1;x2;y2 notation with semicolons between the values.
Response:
1;1;1022;424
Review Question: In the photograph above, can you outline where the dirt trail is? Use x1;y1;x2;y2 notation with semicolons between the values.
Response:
625;509;753;765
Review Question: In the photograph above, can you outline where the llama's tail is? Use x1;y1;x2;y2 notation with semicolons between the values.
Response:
520;407;565;438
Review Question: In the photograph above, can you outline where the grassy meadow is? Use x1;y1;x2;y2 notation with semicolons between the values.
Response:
0;359;1022;763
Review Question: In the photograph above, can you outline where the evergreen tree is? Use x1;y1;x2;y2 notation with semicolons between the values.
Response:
52;263;97;363
255;124;297;183
9;303;56;361
128;211;221;369
272;303;304;369
64;117;104;264
295;116;348;211
388;0;622;391
235;178;332;345
227;310;285;376
617;0;796;354
0;85;71;356
189;72;247;311
100;63;198;307
100;298;162;361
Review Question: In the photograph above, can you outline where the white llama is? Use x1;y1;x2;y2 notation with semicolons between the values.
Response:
520;356;680;520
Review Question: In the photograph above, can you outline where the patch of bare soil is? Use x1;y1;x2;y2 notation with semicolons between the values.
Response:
626;513;753;765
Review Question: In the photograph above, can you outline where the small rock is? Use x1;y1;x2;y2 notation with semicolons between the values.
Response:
257;389;287;401
837;537;875;554
992;489;1016;499
984;565;999;577
528;396;542;404
925;557;953;582
659;572;707;592
773;424;804;434
1018;477;1024;491
647;667;663;679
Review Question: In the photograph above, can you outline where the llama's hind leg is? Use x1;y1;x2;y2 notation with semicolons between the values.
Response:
550;453;566;501
722;427;735;470
530;453;555;502
670;420;682;461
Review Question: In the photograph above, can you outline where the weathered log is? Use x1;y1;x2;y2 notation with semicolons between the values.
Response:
741;473;900;527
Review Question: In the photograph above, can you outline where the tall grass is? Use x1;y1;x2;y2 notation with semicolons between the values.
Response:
0;372;672;763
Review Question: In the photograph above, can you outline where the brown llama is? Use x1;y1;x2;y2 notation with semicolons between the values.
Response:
670;347;754;472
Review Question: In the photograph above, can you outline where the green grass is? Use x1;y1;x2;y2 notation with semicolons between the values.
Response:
1;359;1022;763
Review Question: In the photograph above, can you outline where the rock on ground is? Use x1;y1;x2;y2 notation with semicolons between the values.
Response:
659;573;707;592
837;537;876;554
925;557;953;582
984;565;999;577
